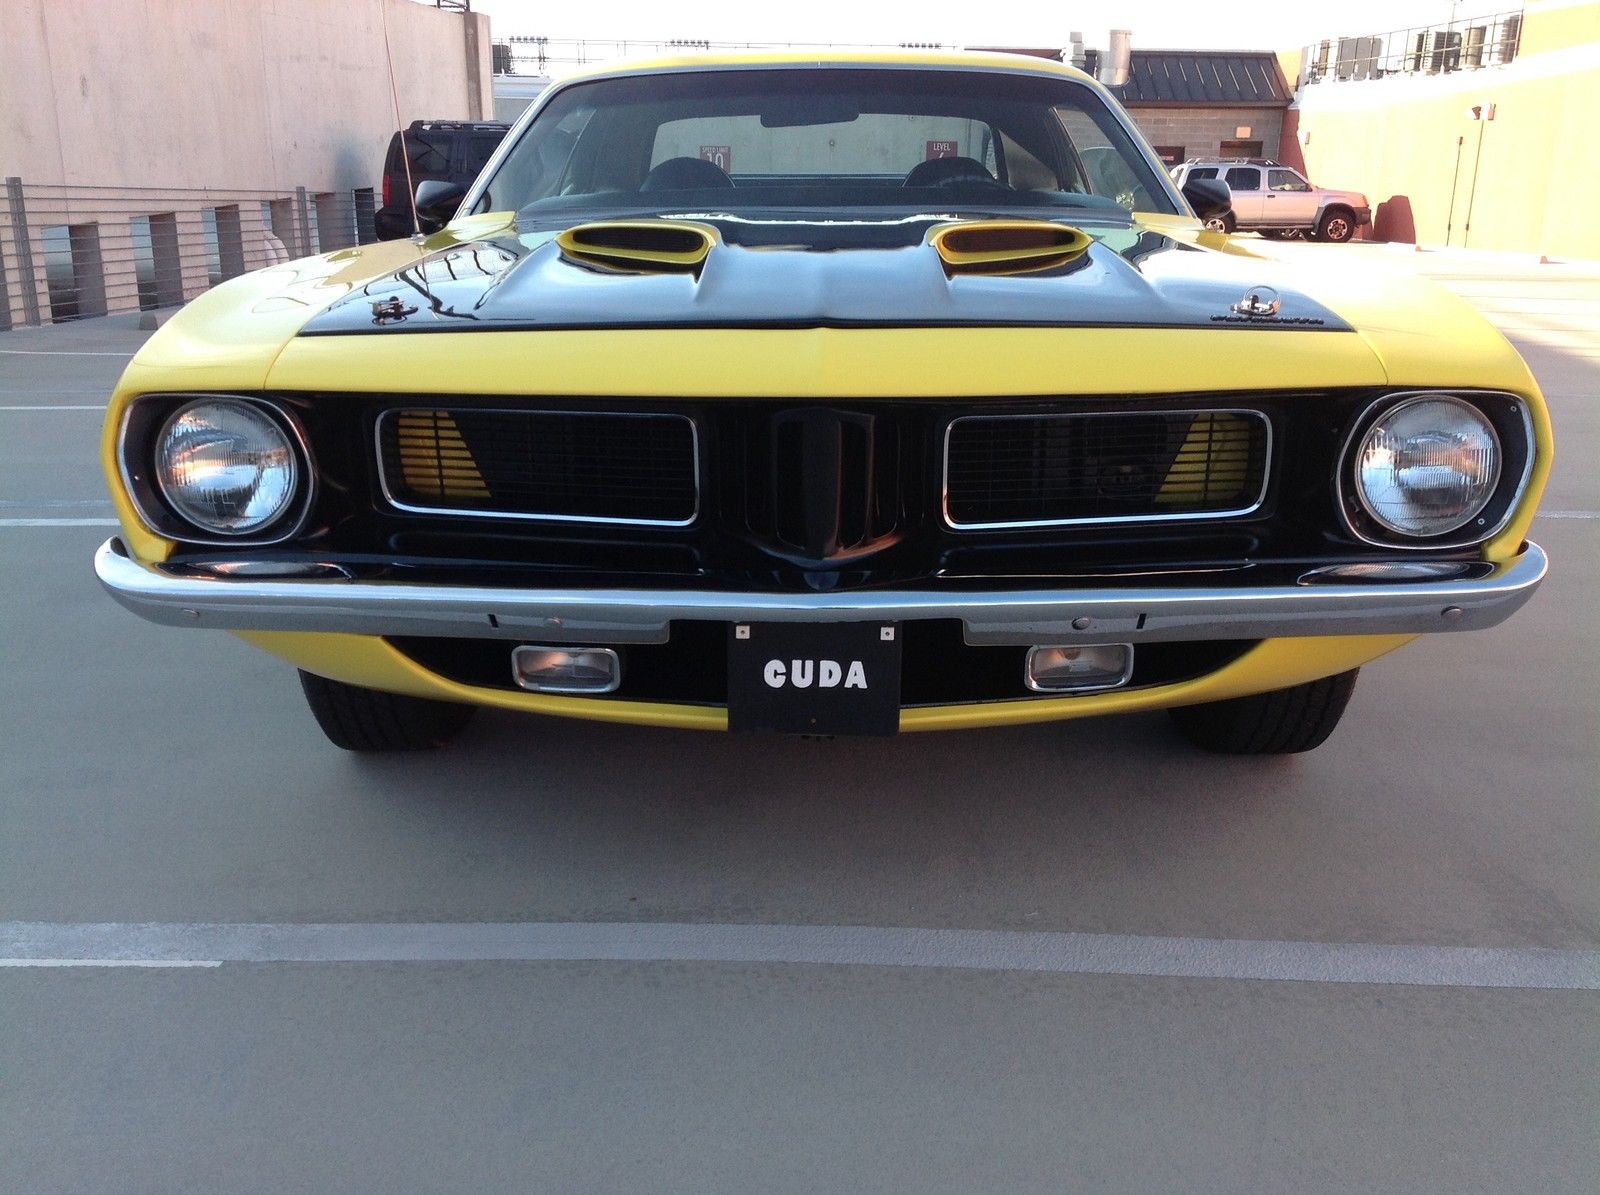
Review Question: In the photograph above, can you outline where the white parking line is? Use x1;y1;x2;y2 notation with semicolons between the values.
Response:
0;518;120;527
0;959;221;969
2;922;1596;989
0;404;106;411
1538;511;1600;519
0;349;135;357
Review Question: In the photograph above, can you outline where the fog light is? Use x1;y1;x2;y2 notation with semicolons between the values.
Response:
511;645;621;694
1025;644;1133;693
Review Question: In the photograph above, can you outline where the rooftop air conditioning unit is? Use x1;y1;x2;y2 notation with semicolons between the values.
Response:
1335;37;1359;79
1353;36;1381;79
1430;30;1462;72
1497;14;1522;63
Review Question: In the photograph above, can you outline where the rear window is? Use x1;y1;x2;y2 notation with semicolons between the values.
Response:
648;113;996;178
472;68;1179;219
463;133;505;178
1224;167;1260;191
390;130;452;177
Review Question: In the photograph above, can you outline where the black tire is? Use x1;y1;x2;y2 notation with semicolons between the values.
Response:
1316;207;1357;243
1167;670;1359;755
1260;229;1301;240
298;670;475;752
1203;212;1236;234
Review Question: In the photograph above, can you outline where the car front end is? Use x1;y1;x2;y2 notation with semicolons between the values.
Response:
95;52;1550;750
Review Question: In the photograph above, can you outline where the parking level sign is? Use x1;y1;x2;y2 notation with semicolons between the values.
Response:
925;140;958;160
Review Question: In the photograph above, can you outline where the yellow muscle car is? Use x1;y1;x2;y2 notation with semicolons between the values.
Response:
95;51;1551;753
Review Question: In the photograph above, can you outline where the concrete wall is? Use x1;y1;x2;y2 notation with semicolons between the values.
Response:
0;0;494;192
1280;0;1600;257
1125;106;1284;162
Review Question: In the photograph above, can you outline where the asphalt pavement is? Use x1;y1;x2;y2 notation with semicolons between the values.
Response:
1;249;1596;1193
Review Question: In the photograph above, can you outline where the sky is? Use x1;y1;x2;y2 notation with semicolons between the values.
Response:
465;0;1508;55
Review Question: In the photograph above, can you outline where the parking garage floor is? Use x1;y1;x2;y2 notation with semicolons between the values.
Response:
1;248;1596;1193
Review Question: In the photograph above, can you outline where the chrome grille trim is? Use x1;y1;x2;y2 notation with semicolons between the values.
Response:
941;407;1274;531
374;407;701;528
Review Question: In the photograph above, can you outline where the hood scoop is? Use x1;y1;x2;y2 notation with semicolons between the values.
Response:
928;220;1092;277
555;220;718;275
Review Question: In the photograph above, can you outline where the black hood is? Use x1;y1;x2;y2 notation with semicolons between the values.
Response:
300;214;1351;336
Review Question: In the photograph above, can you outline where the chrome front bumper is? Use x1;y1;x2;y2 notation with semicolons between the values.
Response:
94;538;1547;647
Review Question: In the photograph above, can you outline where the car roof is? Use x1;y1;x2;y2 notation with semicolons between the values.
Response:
552;48;1099;87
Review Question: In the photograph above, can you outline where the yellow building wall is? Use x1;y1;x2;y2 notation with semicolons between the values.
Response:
1284;1;1600;258
1518;0;1600;54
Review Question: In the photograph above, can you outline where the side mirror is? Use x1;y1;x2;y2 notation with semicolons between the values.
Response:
412;179;467;232
1182;177;1232;222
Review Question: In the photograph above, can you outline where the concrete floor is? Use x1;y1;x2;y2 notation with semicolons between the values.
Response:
1;254;1597;1193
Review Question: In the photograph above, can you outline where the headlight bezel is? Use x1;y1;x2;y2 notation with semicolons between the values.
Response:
1335;389;1534;550
119;394;316;546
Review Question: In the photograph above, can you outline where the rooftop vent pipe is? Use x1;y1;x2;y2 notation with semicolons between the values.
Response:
1098;29;1132;88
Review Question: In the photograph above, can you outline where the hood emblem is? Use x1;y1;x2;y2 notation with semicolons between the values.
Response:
1212;284;1324;327
371;296;417;325
1231;286;1282;318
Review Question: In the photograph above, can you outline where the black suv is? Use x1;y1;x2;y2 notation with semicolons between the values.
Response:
374;119;510;241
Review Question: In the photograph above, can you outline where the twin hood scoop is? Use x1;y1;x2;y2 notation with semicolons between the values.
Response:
553;218;1091;279
927;220;1093;276
555;221;718;275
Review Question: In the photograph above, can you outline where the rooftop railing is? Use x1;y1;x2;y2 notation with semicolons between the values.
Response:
1300;8;1523;85
492;36;953;74
0;180;379;330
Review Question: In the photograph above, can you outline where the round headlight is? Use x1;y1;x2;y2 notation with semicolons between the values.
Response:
154;399;300;535
1352;396;1501;538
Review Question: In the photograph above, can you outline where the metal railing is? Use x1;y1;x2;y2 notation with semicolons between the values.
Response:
0;180;380;330
1301;8;1523;84
493;36;950;73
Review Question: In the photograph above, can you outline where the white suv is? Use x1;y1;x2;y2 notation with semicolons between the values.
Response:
1170;159;1371;242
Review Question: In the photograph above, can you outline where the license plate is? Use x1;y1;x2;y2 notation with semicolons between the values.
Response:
727;622;902;736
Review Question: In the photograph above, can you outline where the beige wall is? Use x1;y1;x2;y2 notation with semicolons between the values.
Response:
1281;0;1600;258
0;0;494;191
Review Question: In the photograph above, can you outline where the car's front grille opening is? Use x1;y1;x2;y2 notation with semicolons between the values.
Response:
944;409;1271;528
732;407;905;563
377;407;699;525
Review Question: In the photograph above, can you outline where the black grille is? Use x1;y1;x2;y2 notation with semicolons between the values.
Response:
378;408;698;524
944;410;1270;527
729;407;906;564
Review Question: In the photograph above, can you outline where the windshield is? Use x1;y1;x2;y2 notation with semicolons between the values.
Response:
470;67;1179;221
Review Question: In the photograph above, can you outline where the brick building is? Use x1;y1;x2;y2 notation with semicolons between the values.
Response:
1084;49;1293;166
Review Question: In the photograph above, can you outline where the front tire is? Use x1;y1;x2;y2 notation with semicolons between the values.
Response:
298;670;476;752
1167;670;1358;755
1203;212;1236;234
1316;208;1357;243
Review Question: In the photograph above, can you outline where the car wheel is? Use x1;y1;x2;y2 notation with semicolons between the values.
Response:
1166;670;1358;755
1316;208;1356;243
1203;213;1236;234
298;670;476;751
1260;229;1301;240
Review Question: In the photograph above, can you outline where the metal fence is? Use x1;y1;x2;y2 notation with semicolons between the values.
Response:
0;180;380;330
494;36;952;74
1300;9;1523;85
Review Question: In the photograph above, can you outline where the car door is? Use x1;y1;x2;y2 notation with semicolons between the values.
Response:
1265;168;1317;227
1222;166;1264;223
